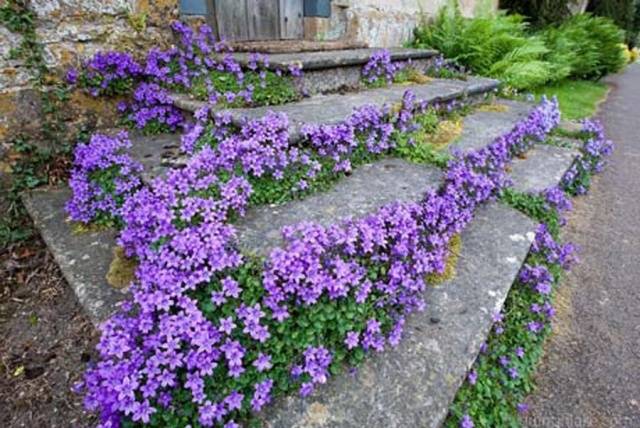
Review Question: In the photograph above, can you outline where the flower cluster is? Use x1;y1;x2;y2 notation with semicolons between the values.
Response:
362;49;403;86
65;131;143;225
425;54;467;79
76;92;561;427
562;119;614;195
453;222;576;428
70;22;302;134
73;51;143;97
123;83;185;132
542;186;573;225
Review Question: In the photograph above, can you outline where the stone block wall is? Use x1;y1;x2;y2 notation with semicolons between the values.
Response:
0;0;182;143
315;0;497;47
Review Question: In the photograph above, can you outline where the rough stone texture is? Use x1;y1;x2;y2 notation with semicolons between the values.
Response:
509;144;579;194
448;100;535;153
21;187;125;325
0;0;178;142
340;0;498;47
232;48;437;71
301;58;435;95
231;48;437;95
524;63;640;428
235;158;442;256
261;202;536;428
127;132;184;182
173;76;500;141
229;40;368;53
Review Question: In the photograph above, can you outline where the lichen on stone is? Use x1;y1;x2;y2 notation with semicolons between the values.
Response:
426;118;463;149
70;220;111;235
476;102;510;113
106;246;137;289
427;234;462;285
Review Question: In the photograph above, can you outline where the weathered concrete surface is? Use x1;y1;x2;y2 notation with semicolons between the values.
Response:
173;76;500;140
235;158;442;256
523;64;640;428
128;132;184;182
21;187;125;325
232;48;437;96
262;202;536;428
232;48;437;71
509;144;579;194
448;100;535;153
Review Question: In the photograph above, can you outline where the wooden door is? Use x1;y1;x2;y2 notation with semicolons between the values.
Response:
213;0;303;41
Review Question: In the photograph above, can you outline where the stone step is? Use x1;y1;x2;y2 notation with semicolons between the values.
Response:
228;40;368;54
232;47;437;71
21;158;442;324
260;202;537;428
220;47;438;96
173;76;500;142
448;100;536;153
128;132;183;182
236;158;443;256
509;144;579;194
21;187;125;325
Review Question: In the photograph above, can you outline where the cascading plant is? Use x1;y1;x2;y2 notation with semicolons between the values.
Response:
69;93;562;427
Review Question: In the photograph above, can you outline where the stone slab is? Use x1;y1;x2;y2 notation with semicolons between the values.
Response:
261;202;537;428
128;132;184;182
232;48;438;71
235;158;443;256
21;187;125;325
448;100;535;153
228;40;368;54
172;76;500;141
509;144;579;194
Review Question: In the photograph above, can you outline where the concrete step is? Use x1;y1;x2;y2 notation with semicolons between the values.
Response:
448;100;536;154
127;132;183;182
201;47;438;96
260;202;537;428
509;144;579;194
21;187;125;325
21;158;443;323
228;40;368;54
236;158;443;256
173;76;500;142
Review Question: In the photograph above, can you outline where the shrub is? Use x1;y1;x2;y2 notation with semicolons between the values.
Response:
542;14;627;80
587;0;640;46
413;3;626;89
413;4;554;89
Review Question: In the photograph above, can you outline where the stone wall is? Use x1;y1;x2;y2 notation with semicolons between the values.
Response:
322;0;497;47
0;0;182;143
0;0;496;143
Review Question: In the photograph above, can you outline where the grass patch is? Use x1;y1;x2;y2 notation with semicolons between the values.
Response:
531;79;609;120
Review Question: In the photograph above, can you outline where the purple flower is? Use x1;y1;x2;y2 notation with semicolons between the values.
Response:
253;353;273;372
460;414;475;428
467;369;477;385
345;331;360;350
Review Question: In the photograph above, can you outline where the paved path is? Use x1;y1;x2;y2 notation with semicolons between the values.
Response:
523;65;640;427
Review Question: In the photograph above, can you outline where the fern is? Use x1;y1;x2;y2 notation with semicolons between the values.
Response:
412;3;627;90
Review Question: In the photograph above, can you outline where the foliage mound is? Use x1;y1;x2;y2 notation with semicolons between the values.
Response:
413;3;627;90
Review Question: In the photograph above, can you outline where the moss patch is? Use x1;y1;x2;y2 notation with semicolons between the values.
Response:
70;221;111;235
428;119;463;149
427;234;462;285
476;103;510;113
106;246;137;289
